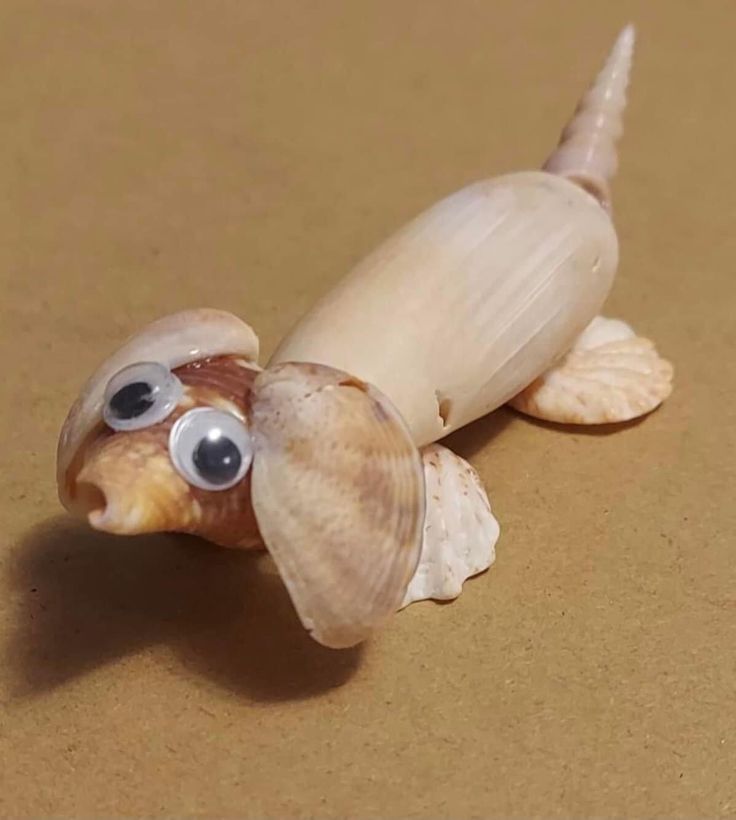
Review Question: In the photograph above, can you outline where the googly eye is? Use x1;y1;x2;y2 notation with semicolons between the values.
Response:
103;361;183;432
168;407;253;491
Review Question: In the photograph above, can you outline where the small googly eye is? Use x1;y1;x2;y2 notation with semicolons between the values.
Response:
168;407;253;491
103;361;183;432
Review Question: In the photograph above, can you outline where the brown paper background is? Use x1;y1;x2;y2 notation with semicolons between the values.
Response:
1;1;734;817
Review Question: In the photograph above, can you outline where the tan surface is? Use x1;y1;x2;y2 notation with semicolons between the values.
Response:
1;1;733;817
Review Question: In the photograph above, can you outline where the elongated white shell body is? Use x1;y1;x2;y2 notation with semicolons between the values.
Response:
270;171;618;446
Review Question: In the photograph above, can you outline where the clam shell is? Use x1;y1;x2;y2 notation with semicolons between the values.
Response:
57;308;259;509
249;362;426;649
510;316;674;424
401;444;499;608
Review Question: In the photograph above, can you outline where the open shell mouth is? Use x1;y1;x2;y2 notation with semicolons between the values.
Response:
74;480;108;525
71;463;168;535
72;479;136;533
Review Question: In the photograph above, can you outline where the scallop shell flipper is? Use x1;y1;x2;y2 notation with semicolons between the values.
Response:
400;444;499;608
510;316;674;424
249;362;426;649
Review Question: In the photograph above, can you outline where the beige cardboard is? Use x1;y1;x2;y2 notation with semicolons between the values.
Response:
1;1;734;816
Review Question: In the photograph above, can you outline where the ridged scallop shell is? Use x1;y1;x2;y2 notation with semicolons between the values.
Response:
400;444;499;608
510;316;673;424
249;362;426;649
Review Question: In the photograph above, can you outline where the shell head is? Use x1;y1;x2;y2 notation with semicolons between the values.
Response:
57;309;262;546
58;317;425;648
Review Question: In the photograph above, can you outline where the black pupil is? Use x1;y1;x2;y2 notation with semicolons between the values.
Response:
109;381;155;420
193;434;242;486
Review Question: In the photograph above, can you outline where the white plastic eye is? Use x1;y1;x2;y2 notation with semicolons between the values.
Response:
168;407;253;491
103;361;183;432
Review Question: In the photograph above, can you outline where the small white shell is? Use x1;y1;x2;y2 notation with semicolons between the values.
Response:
510;316;674;424
400;444;499;608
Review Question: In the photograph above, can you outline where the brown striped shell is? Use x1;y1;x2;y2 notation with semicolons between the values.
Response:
57;308;260;514
249;363;425;648
72;355;262;548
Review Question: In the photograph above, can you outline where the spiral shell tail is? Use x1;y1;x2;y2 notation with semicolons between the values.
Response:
543;24;635;211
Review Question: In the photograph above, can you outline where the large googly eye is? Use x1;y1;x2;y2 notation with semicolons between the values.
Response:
168;407;253;491
103;361;183;432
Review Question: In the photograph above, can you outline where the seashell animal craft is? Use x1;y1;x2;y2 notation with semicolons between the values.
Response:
57;26;673;649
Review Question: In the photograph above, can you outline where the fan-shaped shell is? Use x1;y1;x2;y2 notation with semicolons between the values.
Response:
401;444;499;608
510;316;673;424
57;308;259;509
249;362;425;649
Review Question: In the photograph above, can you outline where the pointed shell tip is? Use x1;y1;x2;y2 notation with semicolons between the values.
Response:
616;24;636;59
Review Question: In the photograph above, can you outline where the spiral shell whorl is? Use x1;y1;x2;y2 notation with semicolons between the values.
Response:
543;24;635;211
